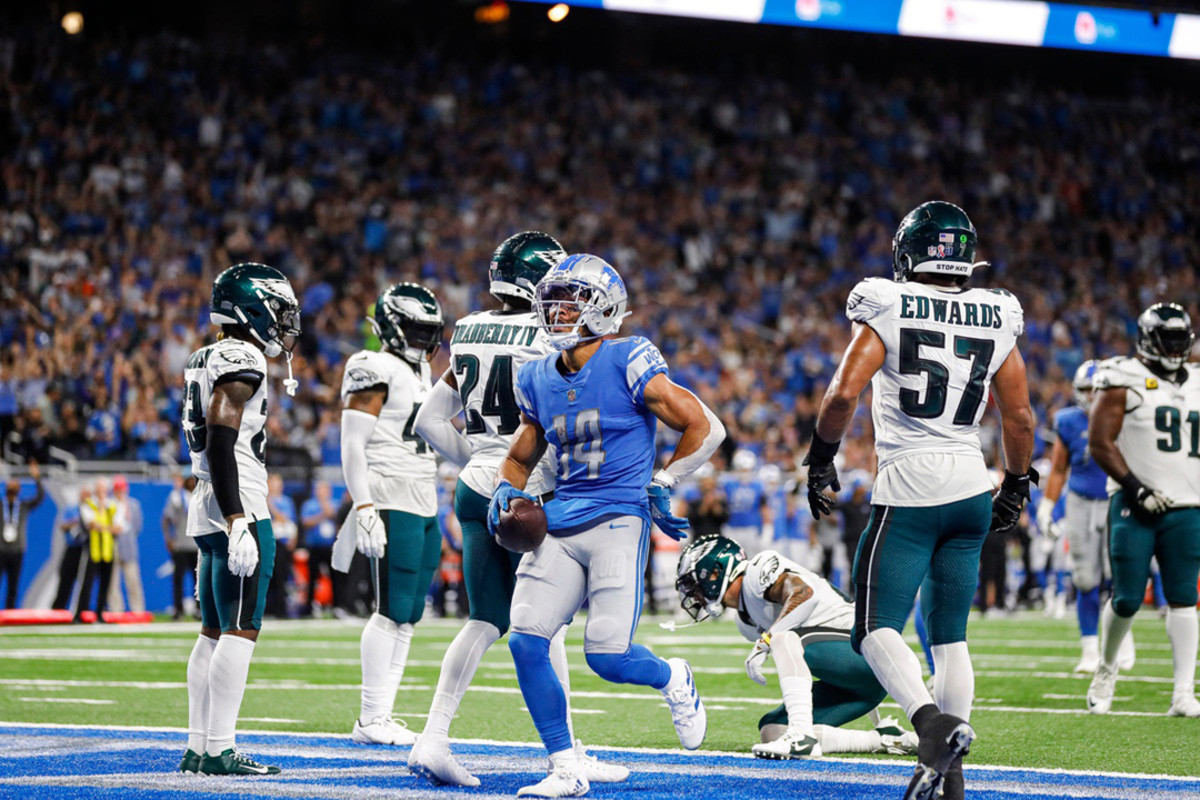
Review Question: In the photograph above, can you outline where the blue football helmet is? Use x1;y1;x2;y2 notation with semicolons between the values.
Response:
533;254;630;351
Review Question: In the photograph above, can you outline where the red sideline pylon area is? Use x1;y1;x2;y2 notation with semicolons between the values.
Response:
0;609;154;626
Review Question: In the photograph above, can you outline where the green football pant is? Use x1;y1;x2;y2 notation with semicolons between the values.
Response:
756;633;886;730
370;510;441;625
196;520;276;632
1108;490;1200;617
852;493;992;651
455;479;524;634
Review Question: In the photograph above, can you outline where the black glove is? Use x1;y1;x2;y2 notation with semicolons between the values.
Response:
1117;472;1173;517
803;433;842;519
991;466;1040;533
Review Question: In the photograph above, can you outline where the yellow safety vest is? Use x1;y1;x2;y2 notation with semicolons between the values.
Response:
85;499;116;563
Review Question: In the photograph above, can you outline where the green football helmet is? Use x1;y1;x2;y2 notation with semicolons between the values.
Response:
489;231;567;307
892;201;979;285
373;283;445;364
210;263;301;359
676;535;747;622
1136;302;1195;372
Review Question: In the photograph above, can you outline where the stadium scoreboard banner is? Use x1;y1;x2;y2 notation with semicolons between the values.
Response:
521;0;1200;60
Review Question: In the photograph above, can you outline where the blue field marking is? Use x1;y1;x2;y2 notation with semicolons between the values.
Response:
0;724;1197;800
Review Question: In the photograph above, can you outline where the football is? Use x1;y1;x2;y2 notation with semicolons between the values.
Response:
497;497;548;553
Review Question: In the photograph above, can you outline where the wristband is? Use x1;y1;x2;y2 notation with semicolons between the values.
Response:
1116;472;1146;496
807;432;841;464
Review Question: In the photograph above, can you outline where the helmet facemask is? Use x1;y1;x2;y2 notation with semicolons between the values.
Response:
675;537;747;623
1136;304;1195;373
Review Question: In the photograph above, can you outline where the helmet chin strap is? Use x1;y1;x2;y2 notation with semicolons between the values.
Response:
659;618;704;631
282;350;298;397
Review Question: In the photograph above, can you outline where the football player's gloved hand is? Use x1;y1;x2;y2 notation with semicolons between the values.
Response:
355;505;386;559
745;634;771;687
990;466;1039;533
226;517;259;578
648;478;689;540
487;481;535;537
1117;472;1172;516
803;433;842;519
1036;498;1055;538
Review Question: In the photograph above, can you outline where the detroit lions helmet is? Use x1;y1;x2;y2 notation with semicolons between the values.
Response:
533;254;629;351
373;283;445;364
489;231;567;307
210;263;301;359
1136;303;1195;372
676;536;747;623
1073;360;1098;408
892;201;980;285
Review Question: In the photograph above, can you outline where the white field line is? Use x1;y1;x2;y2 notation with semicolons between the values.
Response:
1;720;1198;783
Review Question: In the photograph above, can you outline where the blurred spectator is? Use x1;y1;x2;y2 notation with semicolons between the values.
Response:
266;474;297;618
161;472;198;620
52;486;90;611
0;462;44;609
107;475;145;613
300;480;338;618
721;451;772;556
75;479;116;623
682;472;729;541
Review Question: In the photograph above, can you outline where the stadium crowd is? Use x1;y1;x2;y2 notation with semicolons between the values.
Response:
2;32;1199;486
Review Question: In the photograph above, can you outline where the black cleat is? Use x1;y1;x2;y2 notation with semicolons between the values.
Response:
904;713;973;800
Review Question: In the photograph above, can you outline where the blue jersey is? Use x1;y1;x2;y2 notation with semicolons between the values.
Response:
722;478;766;528
1054;405;1108;500
516;337;667;533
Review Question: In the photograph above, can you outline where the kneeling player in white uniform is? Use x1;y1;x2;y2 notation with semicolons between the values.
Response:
675;536;916;758
338;283;445;745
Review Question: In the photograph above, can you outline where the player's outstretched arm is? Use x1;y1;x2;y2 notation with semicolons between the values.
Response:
642;374;725;486
208;377;258;577
414;369;472;468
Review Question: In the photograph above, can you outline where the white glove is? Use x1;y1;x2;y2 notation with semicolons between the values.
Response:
226;518;259;578
745;635;771;686
355;506;386;559
1036;498;1054;538
1134;486;1173;515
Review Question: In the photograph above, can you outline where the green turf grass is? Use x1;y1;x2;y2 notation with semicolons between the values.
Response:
1;610;1197;775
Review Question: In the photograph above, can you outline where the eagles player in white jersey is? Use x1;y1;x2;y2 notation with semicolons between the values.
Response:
1085;303;1200;718
179;263;300;776
408;232;626;787
805;202;1036;800
337;282;445;746
675;537;918;759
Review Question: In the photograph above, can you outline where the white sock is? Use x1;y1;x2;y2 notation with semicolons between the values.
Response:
814;724;882;754
772;631;814;732
381;622;414;717
1165;606;1199;696
549;627;575;743
1101;600;1135;667
548;746;578;772
867;707;882;727
425;620;501;738
931;642;974;721
206;634;256;755
861;629;934;720
1081;635;1099;660
186;634;218;754
360;613;401;722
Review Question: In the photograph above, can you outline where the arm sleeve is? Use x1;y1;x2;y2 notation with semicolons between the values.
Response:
656;392;725;487
414;379;473;468
207;424;243;518
340;408;379;507
625;338;669;409
340;354;388;401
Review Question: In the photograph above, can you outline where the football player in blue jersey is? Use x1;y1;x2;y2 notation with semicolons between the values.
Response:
1037;360;1134;673
489;254;726;798
721;449;773;555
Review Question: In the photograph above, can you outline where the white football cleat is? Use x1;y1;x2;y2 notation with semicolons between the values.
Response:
661;658;706;750
352;715;418;746
1117;631;1136;671
1087;664;1118;715
875;716;919;755
1167;693;1200;718
407;733;480;787
752;728;822;759
572;740;628;783
517;764;589;797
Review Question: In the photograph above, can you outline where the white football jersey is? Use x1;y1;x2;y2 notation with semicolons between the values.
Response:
341;349;437;516
1093;356;1200;507
182;338;270;536
846;277;1024;506
449;309;557;498
733;550;854;643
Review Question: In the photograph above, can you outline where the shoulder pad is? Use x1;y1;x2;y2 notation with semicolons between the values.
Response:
208;340;265;379
748;551;785;597
342;351;389;394
846;278;894;323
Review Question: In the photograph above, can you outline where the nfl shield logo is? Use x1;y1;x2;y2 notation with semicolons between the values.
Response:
568;389;577;403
